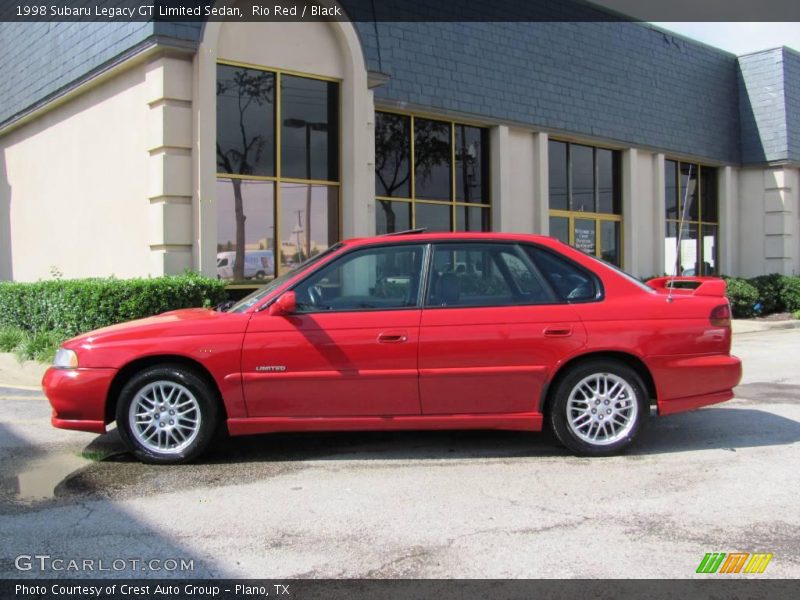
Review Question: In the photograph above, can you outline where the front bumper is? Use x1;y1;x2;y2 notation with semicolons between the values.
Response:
42;367;117;434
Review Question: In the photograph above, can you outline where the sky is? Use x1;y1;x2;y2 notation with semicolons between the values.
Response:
650;22;800;56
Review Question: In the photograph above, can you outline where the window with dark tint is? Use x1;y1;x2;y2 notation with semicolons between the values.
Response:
216;179;276;279
665;160;678;220
374;111;490;234
375;112;411;198
455;125;488;203
700;166;718;223
216;64;275;177
548;140;622;267
548;140;568;211
664;160;718;275
524;245;598;302
376;200;411;235
596;148;621;214
549;216;569;244
456;205;490;232
216;64;341;281
414;118;451;200
294;245;425;312
570;144;595;213
280;75;338;181
416;202;452;232
680;163;699;221
426;244;554;308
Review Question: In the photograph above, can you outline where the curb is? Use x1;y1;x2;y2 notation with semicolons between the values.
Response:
732;319;800;335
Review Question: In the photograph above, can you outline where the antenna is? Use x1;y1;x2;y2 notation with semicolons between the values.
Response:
668;163;695;303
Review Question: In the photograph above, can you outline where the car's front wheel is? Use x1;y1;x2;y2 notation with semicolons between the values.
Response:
116;365;218;464
548;359;648;456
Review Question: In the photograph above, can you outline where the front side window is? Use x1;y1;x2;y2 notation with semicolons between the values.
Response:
375;112;490;234
294;245;426;312
426;244;554;308
548;140;622;266
664;161;718;276
216;62;340;282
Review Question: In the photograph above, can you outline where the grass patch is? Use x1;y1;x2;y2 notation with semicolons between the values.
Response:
0;326;65;363
794;310;800;320
0;327;25;352
79;450;109;462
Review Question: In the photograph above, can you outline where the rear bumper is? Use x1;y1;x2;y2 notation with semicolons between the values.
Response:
42;367;116;434
652;354;742;415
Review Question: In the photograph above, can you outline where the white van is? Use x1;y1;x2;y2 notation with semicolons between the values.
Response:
216;250;274;280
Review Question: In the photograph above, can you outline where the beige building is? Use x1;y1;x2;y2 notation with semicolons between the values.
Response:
1;4;799;282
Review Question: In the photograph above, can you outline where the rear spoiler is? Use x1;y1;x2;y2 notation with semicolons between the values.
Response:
645;276;727;297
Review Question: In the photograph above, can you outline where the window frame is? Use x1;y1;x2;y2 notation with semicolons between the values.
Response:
547;139;623;267
422;242;560;309
288;242;430;314
375;109;491;234
216;59;343;279
664;160;719;276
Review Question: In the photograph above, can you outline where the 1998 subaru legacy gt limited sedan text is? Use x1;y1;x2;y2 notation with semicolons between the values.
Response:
43;232;742;464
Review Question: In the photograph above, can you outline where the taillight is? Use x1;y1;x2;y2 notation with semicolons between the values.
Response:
710;304;731;327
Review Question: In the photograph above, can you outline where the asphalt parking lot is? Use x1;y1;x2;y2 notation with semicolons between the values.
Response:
0;328;798;579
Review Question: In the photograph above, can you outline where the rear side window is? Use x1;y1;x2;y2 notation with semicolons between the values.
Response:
523;245;599;302
426;243;555;307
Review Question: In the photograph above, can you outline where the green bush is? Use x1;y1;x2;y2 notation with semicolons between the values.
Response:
0;327;24;352
0;273;227;340
780;275;800;312
749;274;785;314
722;277;759;318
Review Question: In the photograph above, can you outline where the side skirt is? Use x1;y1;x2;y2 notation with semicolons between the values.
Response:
227;412;544;436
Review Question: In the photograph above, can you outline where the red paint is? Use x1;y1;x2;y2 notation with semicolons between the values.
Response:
43;233;742;442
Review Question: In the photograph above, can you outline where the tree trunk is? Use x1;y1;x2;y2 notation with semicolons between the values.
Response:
232;178;246;281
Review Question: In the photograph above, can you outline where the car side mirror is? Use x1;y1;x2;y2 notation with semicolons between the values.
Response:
269;291;296;316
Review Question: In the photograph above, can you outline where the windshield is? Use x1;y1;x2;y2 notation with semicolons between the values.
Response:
226;244;343;313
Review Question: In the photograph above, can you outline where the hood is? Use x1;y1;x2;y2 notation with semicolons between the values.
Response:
64;308;250;347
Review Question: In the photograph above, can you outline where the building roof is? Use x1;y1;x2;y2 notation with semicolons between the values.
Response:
0;1;798;166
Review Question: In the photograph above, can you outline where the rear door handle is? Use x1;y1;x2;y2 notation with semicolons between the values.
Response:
544;325;573;337
378;330;408;343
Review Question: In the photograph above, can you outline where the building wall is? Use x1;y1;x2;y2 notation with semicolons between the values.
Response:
1;14;799;282
737;167;800;277
0;62;153;281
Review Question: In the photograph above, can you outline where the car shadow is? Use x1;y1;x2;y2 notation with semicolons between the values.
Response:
85;404;799;465
35;405;798;503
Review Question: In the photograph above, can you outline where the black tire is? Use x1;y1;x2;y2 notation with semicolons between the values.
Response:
548;359;648;456
115;365;219;464
255;270;266;280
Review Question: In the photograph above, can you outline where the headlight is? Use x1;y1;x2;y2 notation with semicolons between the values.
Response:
53;348;78;369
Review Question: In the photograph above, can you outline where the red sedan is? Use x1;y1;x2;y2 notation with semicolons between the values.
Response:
43;232;742;463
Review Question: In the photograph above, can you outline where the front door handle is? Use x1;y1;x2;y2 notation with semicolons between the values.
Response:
544;325;573;337
378;330;408;343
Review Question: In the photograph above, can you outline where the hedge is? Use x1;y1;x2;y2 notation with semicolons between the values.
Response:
722;277;759;318
0;273;227;339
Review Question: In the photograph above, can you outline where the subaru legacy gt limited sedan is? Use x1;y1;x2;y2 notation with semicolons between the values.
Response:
43;232;741;463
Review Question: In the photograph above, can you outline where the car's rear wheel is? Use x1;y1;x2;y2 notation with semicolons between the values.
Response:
116;365;218;464
548;359;647;456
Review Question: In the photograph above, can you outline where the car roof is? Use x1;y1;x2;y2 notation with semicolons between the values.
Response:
341;231;561;249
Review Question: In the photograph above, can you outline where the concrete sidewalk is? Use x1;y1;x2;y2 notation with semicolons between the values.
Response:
0;353;46;390
0;318;797;390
